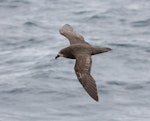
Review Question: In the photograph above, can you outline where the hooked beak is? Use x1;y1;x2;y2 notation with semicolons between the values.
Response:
55;54;60;59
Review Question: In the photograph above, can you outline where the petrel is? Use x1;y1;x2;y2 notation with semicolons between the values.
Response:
55;24;111;101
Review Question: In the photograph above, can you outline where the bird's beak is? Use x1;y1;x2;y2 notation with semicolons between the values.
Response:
55;54;60;59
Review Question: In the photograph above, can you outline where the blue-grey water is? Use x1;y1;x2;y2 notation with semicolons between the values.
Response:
0;0;150;121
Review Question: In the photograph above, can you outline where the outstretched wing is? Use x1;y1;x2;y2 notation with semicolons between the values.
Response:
59;24;87;45
74;54;99;101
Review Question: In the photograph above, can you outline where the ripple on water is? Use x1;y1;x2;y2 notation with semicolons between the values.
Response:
125;84;144;90
24;21;38;27
109;43;137;48
106;81;127;86
1;87;30;94
130;18;150;27
0;0;30;9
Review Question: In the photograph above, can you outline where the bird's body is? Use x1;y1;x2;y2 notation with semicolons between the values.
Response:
55;24;111;101
59;43;91;59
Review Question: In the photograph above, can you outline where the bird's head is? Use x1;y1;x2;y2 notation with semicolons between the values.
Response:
55;50;65;59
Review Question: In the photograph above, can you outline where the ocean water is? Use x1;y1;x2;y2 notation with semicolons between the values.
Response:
0;0;150;121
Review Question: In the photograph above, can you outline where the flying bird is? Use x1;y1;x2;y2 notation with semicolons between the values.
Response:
55;24;111;101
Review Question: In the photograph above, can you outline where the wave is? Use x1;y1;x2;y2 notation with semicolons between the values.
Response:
130;18;150;27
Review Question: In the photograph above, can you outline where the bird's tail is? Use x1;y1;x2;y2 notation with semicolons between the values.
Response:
92;47;112;55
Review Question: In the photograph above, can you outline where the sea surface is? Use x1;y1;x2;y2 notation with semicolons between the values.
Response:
0;0;150;121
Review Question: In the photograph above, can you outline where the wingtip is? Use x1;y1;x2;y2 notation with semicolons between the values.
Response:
108;48;112;51
104;47;112;52
96;97;99;102
59;24;73;34
93;95;99;102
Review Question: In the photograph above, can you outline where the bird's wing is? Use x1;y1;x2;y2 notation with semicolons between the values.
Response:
74;54;99;101
59;24;87;45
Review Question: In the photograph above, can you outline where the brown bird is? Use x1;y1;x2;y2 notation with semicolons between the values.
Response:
55;24;111;101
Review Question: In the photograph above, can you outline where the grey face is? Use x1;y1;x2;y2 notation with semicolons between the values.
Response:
55;53;64;59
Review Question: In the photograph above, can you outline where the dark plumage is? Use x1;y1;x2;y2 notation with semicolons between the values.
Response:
55;24;111;101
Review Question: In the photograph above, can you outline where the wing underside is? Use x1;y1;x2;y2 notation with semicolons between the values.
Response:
74;54;99;101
